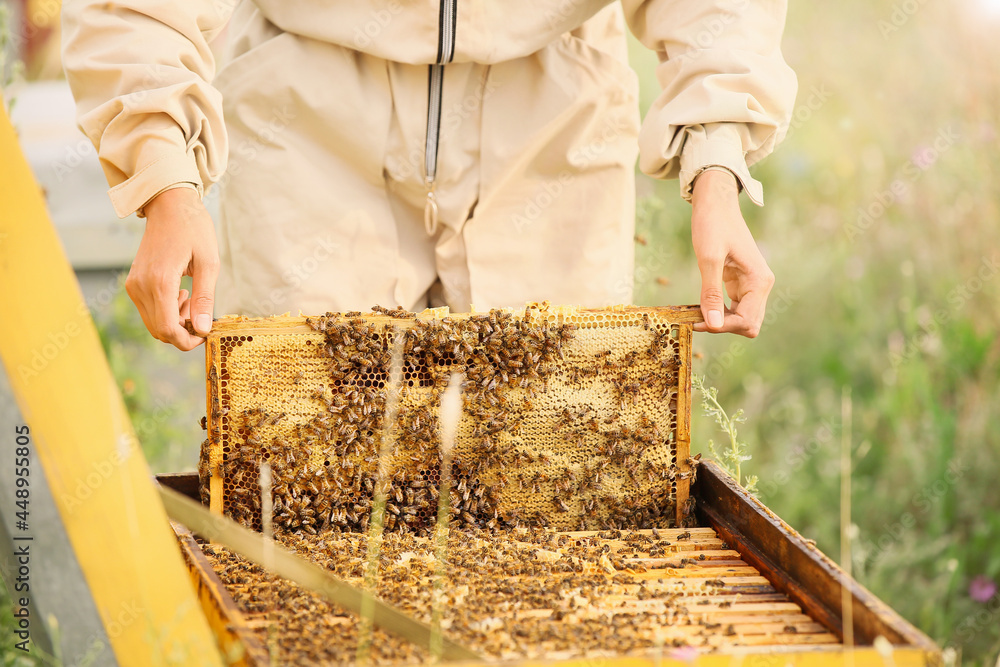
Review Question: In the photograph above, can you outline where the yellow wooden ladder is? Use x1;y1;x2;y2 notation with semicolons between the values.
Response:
0;105;223;665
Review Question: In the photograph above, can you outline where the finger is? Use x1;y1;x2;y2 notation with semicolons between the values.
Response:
694;307;730;333
189;252;220;336
178;288;191;322
125;268;159;342
727;285;769;338
149;272;203;351
713;266;773;337
697;254;727;333
179;292;192;322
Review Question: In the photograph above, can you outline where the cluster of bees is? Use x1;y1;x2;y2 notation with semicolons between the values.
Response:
201;526;744;664
205;305;692;537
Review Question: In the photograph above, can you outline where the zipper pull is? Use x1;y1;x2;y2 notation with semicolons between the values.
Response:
423;181;439;236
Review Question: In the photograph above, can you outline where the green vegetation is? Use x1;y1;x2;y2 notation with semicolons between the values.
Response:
0;586;39;666
92;274;205;474
632;1;1000;663
0;4;25;116
692;375;758;494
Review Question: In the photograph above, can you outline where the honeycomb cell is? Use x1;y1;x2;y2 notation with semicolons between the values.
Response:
203;306;693;534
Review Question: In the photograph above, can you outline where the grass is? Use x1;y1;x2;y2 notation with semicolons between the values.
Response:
0;582;47;666
691;375;758;494
92;275;205;474
632;1;1000;663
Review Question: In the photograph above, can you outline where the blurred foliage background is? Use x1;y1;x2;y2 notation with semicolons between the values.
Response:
2;0;999;664
631;0;1000;663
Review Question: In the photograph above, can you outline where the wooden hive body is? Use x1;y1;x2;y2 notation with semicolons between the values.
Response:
167;302;941;665
160;463;942;666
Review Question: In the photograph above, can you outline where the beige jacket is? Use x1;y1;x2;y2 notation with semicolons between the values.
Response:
62;0;796;314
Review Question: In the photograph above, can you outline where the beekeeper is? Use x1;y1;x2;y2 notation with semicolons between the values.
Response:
62;0;797;351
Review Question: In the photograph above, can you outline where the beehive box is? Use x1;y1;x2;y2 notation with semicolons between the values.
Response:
159;463;942;666
200;305;700;534
165;303;941;666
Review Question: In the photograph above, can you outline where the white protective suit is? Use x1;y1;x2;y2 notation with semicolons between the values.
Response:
62;0;797;315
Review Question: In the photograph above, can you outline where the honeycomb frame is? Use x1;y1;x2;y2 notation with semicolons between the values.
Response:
202;304;701;532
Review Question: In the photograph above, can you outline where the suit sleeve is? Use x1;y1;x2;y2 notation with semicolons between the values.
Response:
621;0;798;204
61;1;233;217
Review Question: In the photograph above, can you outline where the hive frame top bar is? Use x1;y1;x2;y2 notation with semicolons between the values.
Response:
208;305;705;334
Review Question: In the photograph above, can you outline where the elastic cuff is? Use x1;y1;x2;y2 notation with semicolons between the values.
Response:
107;151;204;219
679;124;764;206
136;182;199;219
699;166;742;191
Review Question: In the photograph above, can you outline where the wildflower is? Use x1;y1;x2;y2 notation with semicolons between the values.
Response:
969;575;997;603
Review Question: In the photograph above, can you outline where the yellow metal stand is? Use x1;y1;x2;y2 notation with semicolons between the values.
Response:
0;108;223;664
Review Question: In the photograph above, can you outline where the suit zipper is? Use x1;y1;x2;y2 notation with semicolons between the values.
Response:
423;0;457;235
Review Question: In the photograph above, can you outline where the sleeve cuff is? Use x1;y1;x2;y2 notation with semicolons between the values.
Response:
107;150;205;219
679;123;765;206
135;182;200;218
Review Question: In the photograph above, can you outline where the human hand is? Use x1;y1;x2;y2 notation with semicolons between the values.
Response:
125;187;219;351
690;169;775;338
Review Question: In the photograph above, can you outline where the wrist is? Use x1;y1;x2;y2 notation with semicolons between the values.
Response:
691;169;740;209
143;184;200;219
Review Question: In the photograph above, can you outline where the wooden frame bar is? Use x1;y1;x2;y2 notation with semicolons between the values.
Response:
694;460;940;659
172;521;271;666
206;338;224;515
674;323;694;526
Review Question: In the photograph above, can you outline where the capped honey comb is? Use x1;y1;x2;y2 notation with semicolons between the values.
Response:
200;304;701;534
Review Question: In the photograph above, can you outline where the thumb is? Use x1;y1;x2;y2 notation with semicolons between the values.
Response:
698;256;726;332
190;255;219;336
